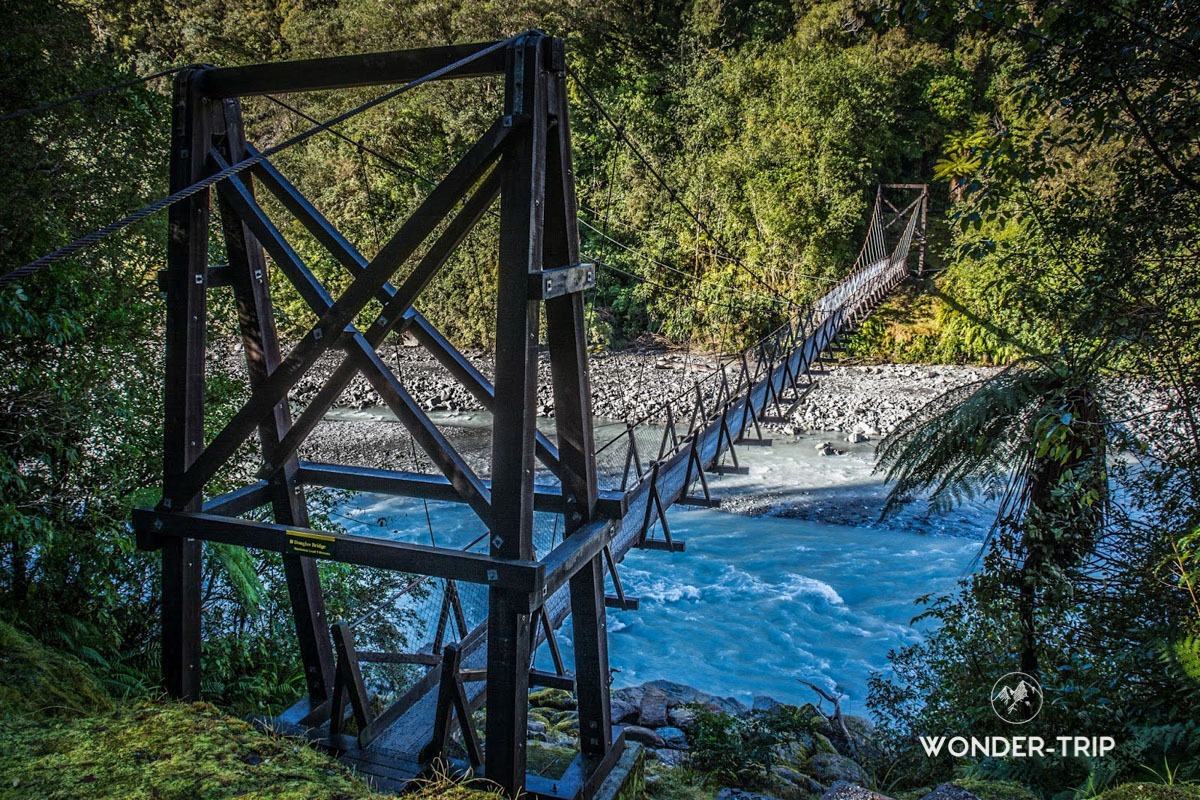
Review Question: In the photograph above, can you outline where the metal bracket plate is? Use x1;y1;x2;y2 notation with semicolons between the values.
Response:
529;262;595;300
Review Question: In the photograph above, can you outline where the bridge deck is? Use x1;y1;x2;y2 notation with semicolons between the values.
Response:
314;253;912;769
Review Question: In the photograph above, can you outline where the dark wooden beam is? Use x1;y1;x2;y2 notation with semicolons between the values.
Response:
294;462;625;517
196;41;508;97
215;97;336;703
134;508;544;592
159;67;211;700
170;118;511;509
486;33;546;795
201;481;272;517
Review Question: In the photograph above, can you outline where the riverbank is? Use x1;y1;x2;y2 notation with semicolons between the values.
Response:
216;340;995;434
240;337;998;471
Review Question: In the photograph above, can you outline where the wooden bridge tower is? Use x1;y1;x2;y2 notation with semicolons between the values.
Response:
134;32;623;798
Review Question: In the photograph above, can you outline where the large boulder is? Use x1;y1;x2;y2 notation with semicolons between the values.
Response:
773;765;826;795
717;789;787;800
612;685;646;708
819;715;880;761
821;781;894;800
611;696;640;724
919;784;981;800
807;753;870;787
643;679;749;715
622;724;666;748
656;726;688;749
640;686;671;728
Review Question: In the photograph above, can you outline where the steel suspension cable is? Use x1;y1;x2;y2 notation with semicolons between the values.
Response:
0;35;518;291
266;94;442;191
1;65;184;123
570;73;795;308
579;218;795;303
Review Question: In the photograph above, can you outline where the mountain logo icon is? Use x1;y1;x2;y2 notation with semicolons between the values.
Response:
990;672;1043;724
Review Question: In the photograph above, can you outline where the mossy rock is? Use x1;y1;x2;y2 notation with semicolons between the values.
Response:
955;777;1039;800
1095;784;1200;800
530;688;577;711
529;707;556;727
527;741;577;778
552;714;580;739
811;731;838;755
0;621;111;720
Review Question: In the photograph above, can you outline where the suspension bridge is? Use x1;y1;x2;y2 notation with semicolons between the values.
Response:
6;30;927;800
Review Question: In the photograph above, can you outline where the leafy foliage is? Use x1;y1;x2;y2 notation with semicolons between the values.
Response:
868;0;1200;796
688;704;817;785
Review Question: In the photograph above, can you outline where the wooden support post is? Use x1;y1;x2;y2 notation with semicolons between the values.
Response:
542;37;614;767
160;68;211;700
486;33;545;794
422;642;484;769
329;623;373;741
215;96;335;707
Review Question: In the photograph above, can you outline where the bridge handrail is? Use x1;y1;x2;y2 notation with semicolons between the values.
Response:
595;201;921;467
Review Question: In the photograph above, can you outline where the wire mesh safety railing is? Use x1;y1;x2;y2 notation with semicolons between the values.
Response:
590;191;923;495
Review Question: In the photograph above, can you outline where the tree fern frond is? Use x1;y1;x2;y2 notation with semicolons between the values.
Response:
876;361;1051;519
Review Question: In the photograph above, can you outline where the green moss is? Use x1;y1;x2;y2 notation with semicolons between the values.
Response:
406;772;506;800
529;688;576;711
529;707;554;727
0;625;508;799
643;765;716;800
811;731;838;755
1095;784;1200;800
527;742;577;778
0;700;382;799
0;621;111;720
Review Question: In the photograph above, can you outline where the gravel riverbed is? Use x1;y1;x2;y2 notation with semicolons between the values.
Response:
212;339;999;471
218;340;995;437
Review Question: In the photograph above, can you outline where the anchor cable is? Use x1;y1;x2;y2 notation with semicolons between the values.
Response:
0;65;184;122
0;35;519;291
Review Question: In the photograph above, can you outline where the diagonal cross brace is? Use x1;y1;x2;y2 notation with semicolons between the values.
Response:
212;152;495;525
248;147;562;477
164;118;513;511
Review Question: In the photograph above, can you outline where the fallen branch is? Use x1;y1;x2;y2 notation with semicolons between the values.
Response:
798;679;860;762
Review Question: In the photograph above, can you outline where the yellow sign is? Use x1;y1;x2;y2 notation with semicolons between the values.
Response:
284;530;337;559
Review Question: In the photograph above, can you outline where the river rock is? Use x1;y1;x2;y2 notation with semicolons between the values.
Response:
622;724;666;748
654;747;689;768
919;784;981;800
639;687;671;727
717;789;786;800
821;781;894;800
656;726;688;748
808;753;869;786
667;705;698;731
